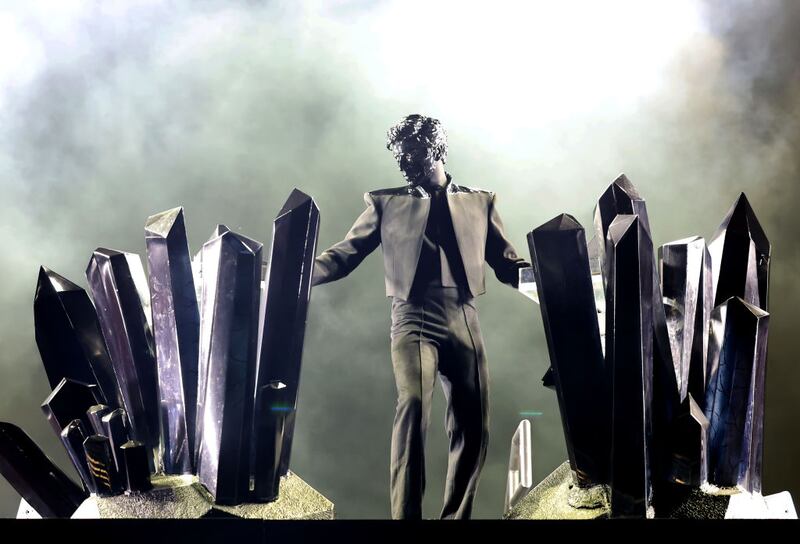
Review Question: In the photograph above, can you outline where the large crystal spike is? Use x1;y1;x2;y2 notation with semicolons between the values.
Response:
145;207;200;475
659;237;713;403
41;378;102;441
34;267;122;408
196;227;262;505
86;248;160;471
252;189;320;500
505;419;533;514
0;421;87;518
704;297;768;493
83;435;123;496
527;214;610;486
60;420;95;493
605;215;654;518
709;194;770;311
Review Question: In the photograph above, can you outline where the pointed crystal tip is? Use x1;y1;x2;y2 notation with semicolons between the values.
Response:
277;188;314;218
144;207;184;238
36;266;82;295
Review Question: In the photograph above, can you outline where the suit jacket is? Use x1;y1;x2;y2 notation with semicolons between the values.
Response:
312;180;530;300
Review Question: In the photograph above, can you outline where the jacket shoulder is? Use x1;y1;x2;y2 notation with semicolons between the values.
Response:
368;186;409;197
453;183;495;197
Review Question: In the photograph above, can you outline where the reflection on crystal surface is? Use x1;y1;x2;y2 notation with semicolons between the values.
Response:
667;395;709;486
146;206;200;475
709;194;770;311
34;267;123;409
86;248;160;472
528;214;609;487
605;215;654;518
196;226;262;505
0;421;87;518
505;419;533;513
252;189;320;500
83;435;123;497
101;408;129;476
87;404;111;436
704;296;768;493
517;266;539;304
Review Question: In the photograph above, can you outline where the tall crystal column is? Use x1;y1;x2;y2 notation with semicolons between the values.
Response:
704;297;768;493
0;422;87;518
195;227;262;505
659;237;713;404
605;215;654;518
34;267;122;408
527;214;610;486
709;193;770;311
145;207;200;475
86;248;160;471
252;189;320;501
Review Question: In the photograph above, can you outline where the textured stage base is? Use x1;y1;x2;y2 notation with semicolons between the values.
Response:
504;461;609;520
70;471;334;519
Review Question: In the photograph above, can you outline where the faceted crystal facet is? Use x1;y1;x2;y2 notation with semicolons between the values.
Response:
252;189;320;500
145;207;200;475
120;440;153;493
709;194;770;311
0;421;87;518
704;297;768;493
60;419;95;494
86;248;160;471
659;237;713;404
34;267;122;408
505;419;533;514
605;215;654;518
41;378;102;442
195;227;262;505
83;435;123;497
527;213;610;486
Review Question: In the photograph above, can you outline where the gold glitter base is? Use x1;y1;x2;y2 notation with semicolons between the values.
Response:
71;471;334;519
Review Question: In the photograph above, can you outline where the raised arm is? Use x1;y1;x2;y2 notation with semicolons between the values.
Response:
312;192;381;286
485;193;531;288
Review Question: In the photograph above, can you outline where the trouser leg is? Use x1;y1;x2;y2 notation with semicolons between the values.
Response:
438;302;490;520
389;325;438;519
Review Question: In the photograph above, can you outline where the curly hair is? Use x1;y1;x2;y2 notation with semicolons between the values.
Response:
386;114;448;166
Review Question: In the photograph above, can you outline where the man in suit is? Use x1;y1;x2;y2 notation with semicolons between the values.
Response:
312;114;530;519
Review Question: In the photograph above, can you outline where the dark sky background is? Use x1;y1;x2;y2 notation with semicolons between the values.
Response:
1;0;798;518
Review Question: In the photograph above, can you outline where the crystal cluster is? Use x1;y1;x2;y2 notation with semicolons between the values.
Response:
527;175;770;518
0;189;319;516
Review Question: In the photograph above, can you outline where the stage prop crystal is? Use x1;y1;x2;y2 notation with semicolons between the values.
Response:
667;395;709;487
709;194;770;311
196;227;262;505
87;404;111;435
83;435;123;497
86;248;160;470
61;419;96;494
527;214;610;486
41;378;101;440
145;206;201;475
252;189;320;501
34;267;123;408
605;215;654;518
505;419;533;514
659;237;713;403
0;421;87;518
120;440;152;493
704;296;768;493
101;408;130;475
